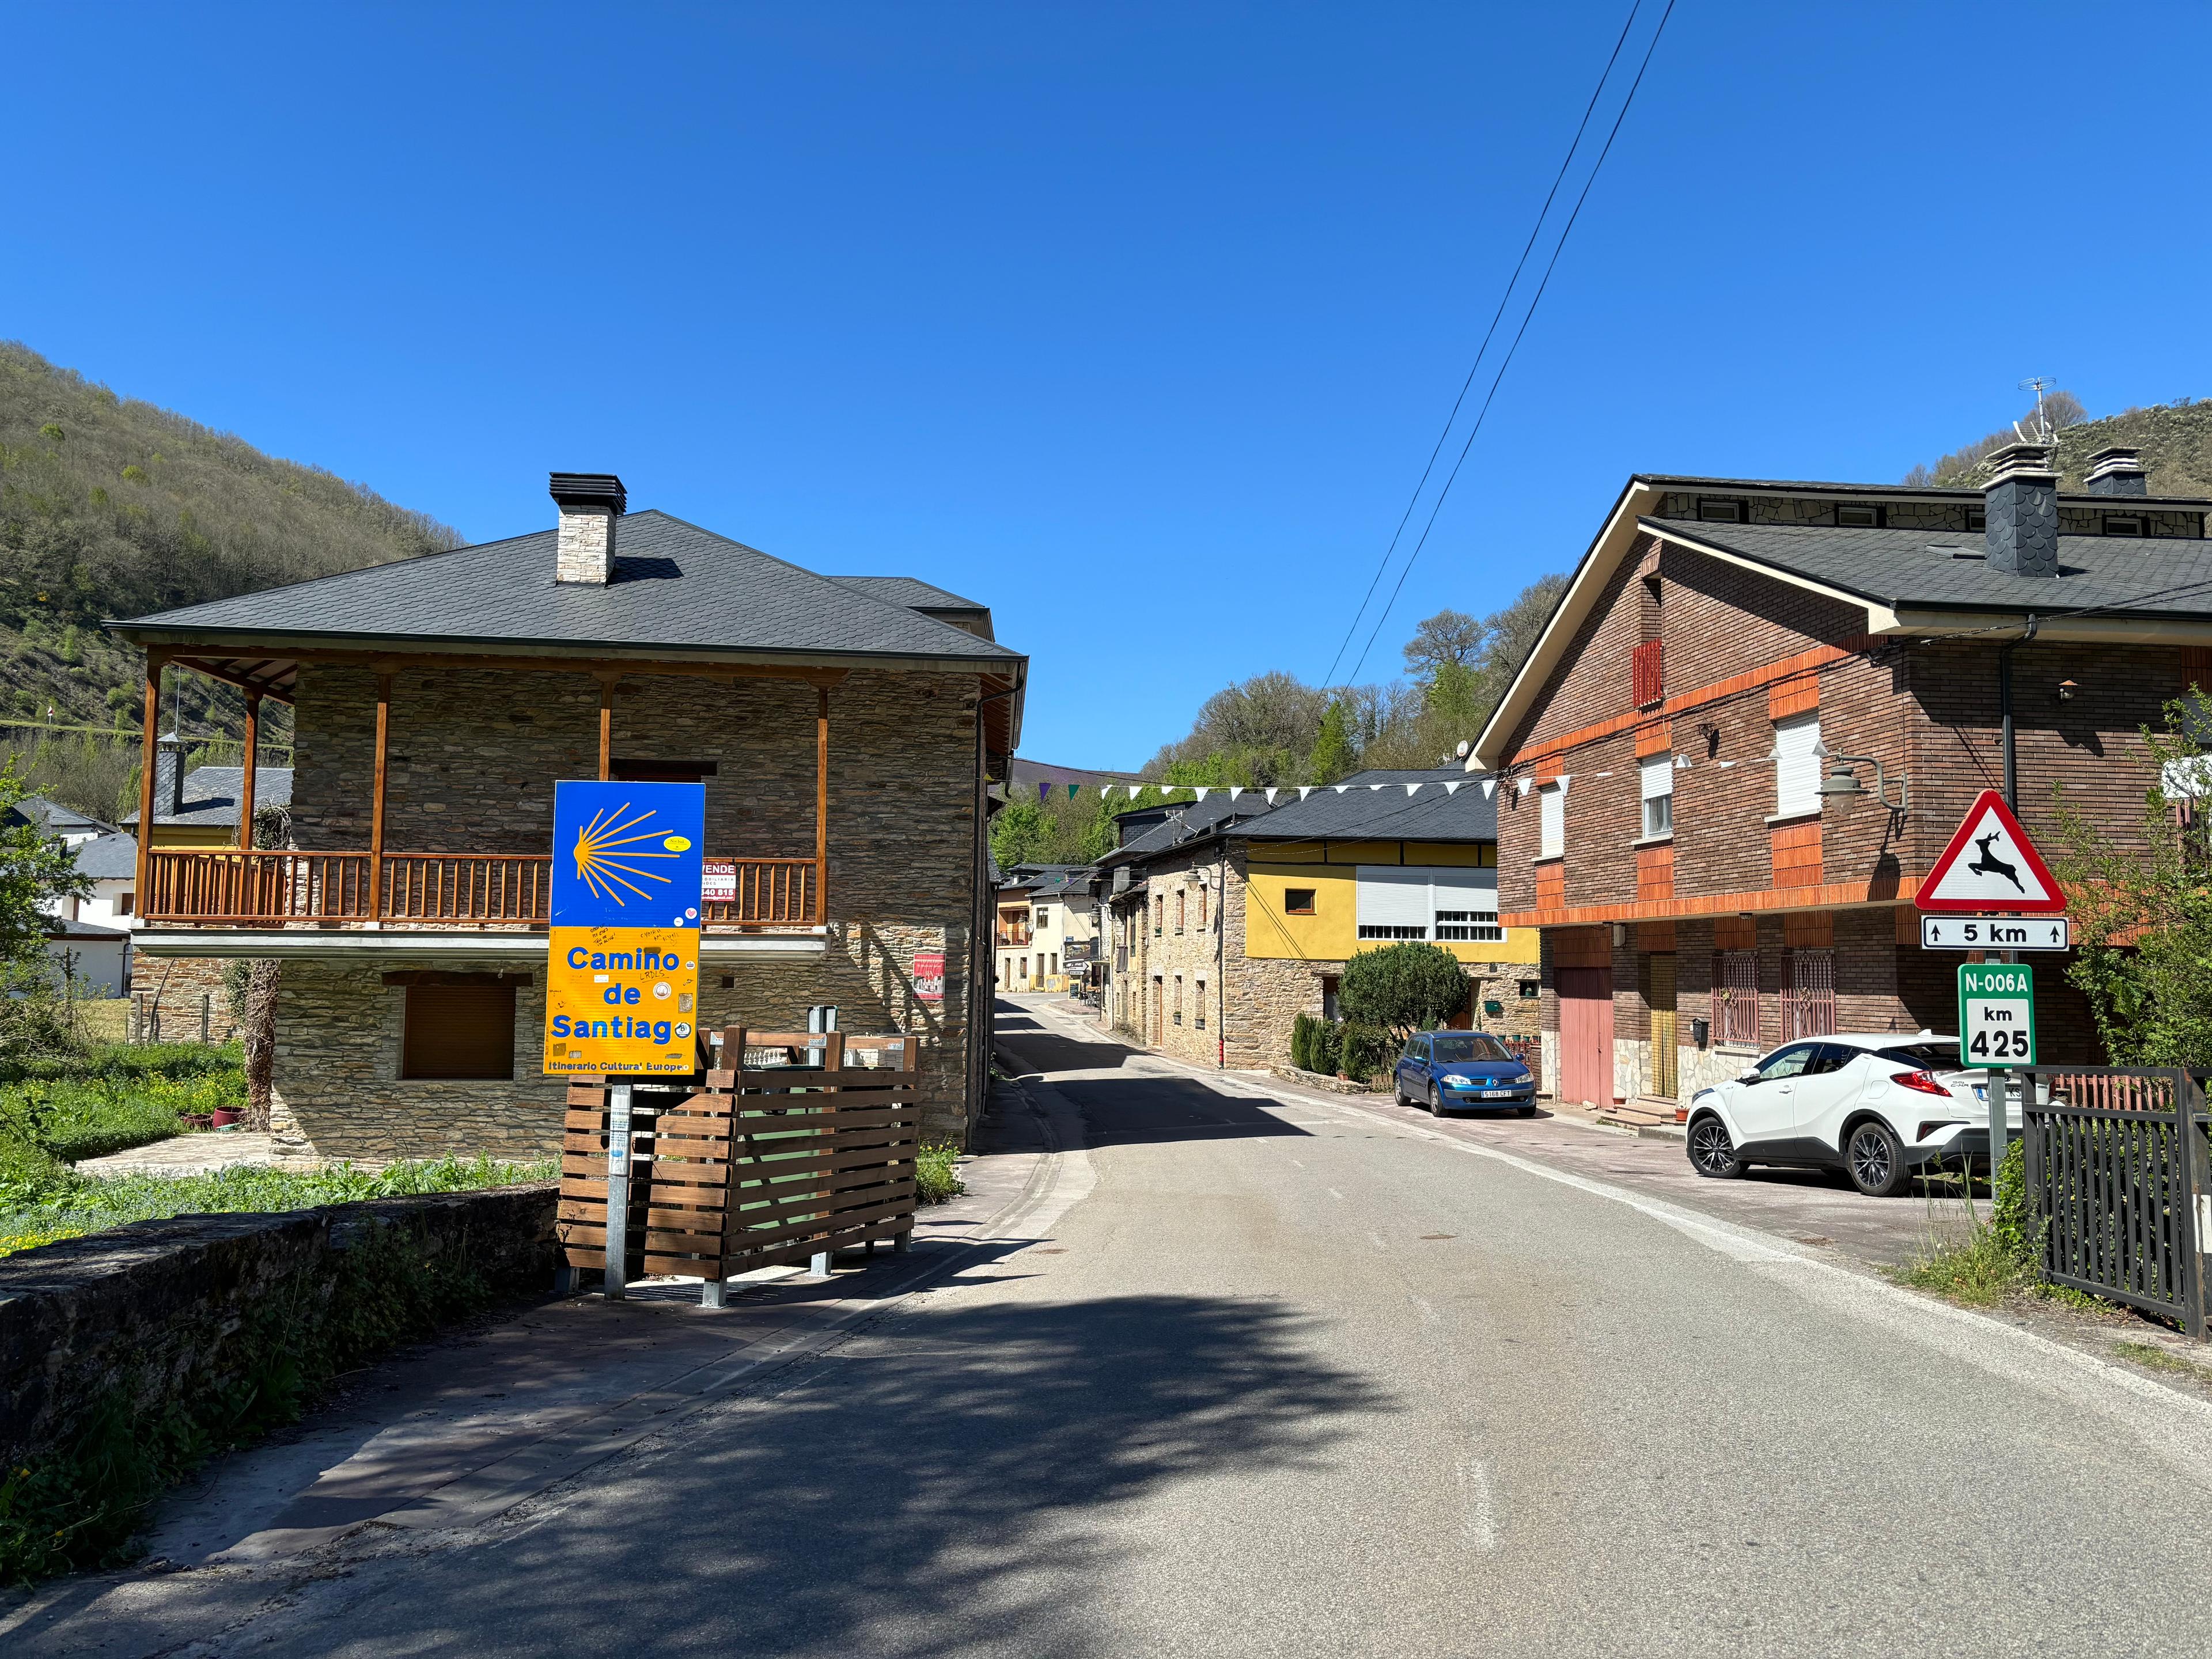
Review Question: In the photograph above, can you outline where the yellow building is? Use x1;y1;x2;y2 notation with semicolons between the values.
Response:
1098;768;1539;1071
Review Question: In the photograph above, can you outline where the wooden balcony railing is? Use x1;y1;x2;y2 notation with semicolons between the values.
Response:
145;850;822;930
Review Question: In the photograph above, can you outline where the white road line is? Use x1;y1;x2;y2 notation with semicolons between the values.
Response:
1328;1187;1346;1203
1457;1457;1498;1554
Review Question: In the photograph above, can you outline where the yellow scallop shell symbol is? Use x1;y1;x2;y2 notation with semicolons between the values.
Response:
662;835;692;851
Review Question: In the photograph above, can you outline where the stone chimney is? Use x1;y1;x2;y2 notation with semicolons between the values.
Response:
2085;445;2149;497
549;473;628;585
154;730;186;819
1982;441;2059;577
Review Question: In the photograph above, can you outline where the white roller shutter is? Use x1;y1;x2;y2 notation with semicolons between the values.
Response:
1430;866;1501;942
1356;867;1430;940
1774;713;1822;817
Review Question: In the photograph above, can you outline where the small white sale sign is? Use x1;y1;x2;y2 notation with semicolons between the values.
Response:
702;859;736;903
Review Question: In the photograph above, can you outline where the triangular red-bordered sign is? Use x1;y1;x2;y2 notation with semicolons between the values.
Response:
1915;788;2066;914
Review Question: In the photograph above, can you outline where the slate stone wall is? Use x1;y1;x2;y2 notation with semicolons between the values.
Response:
267;664;987;1156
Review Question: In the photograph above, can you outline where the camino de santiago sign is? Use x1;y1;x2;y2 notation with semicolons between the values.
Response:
542;781;706;1076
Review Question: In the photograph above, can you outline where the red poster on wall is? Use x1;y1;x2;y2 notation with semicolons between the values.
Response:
912;953;945;1003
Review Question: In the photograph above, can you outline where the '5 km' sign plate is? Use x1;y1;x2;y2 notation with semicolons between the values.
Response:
1958;963;2036;1067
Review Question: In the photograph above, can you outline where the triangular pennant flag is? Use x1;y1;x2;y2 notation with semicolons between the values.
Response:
1128;785;1143;799
1264;788;1279;804
1444;781;1461;795
1515;778;1533;797
1038;782;1050;804
1481;779;1496;798
1368;783;1384;791
1404;783;1420;796
1333;785;1350;793
1299;787;1314;799
1228;787;1243;800
1194;787;1210;800
1067;783;1080;799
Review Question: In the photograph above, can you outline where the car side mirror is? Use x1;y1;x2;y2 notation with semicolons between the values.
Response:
1737;1067;1760;1084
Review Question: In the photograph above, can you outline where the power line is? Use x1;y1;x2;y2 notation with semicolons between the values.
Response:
1319;1;1648;692
1345;0;1677;685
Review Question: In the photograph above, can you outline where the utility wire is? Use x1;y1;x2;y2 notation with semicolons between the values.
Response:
1321;1;1646;692
1346;0;1677;686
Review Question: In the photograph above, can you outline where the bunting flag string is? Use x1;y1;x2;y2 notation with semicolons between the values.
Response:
1298;787;1314;799
1073;776;1506;803
1264;787;1279;804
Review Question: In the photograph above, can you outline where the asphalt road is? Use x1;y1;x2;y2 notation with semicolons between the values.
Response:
17;997;2212;1657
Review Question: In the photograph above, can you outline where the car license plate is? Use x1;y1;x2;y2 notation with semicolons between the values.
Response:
1480;1089;1517;1099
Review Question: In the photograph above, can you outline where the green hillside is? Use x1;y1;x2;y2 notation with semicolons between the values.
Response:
1915;394;2212;496
0;342;457;817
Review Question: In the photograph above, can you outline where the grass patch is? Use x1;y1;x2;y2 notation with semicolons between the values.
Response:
0;1041;246;1205
2111;1339;2212;1380
916;1142;965;1206
0;1153;555;1259
1891;1141;2037;1306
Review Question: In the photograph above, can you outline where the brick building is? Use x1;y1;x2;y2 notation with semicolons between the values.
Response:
994;865;1096;993
1468;445;2212;1112
1096;768;1539;1069
108;474;1024;1160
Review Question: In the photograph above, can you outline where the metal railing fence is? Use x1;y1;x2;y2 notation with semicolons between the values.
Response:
2021;1066;2211;1338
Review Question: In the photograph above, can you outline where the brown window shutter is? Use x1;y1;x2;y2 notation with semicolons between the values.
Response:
402;984;517;1080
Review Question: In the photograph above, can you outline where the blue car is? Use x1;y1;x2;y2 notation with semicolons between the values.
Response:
1393;1031;1539;1117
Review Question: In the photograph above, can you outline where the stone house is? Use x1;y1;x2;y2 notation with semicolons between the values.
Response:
1096;769;1539;1070
1468;445;2212;1115
108;473;1024;1159
994;864;1095;992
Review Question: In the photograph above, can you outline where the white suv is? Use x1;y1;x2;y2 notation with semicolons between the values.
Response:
1684;1033;2019;1197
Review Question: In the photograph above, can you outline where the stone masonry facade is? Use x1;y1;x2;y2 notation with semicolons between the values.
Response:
266;663;989;1160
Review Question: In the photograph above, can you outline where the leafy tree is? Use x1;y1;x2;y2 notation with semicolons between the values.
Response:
1336;941;1470;1042
2052;690;2212;1064
0;764;93;1029
990;800;1055;870
1306;700;1357;785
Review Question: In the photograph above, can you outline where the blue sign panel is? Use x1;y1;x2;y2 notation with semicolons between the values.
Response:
549;781;707;929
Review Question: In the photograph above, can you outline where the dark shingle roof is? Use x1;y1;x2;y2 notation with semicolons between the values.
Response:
74;831;139;879
1236;770;1498;843
1645;518;2212;617
109;512;1021;668
46;915;129;940
1106;794;1275;863
123;766;294;829
830;575;988;613
5;797;113;838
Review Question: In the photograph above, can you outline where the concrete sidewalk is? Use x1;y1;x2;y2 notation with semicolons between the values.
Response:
25;1074;1071;1592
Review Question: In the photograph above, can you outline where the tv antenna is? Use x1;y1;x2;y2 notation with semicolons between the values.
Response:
2017;376;2057;442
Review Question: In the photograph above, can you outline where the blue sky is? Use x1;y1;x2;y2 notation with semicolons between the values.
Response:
6;3;2209;768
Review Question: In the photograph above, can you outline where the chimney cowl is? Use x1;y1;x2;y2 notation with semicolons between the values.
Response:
2085;445;2149;498
1983;442;2060;578
550;472;626;585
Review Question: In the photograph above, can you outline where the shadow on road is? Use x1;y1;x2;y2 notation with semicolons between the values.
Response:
992;1001;1131;1076
389;1294;1392;1657
1057;1075;1316;1147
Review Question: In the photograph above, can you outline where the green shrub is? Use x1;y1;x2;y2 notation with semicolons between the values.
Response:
1338;942;1471;1041
1338;1022;1388;1081
915;1142;965;1206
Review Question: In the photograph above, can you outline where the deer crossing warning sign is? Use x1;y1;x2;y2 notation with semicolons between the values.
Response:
1915;789;2066;915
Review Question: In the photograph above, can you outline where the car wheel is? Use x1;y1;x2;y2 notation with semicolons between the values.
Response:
1427;1082;1445;1116
1687;1115;1743;1179
1846;1120;1912;1198
1394;1076;1410;1106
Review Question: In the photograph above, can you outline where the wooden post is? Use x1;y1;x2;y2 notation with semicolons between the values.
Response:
815;682;830;925
238;690;261;851
370;671;392;923
597;676;615;781
135;653;165;918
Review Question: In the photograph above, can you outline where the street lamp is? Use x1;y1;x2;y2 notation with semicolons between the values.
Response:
1816;753;1910;810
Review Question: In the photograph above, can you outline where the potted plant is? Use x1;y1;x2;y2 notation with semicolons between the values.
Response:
210;1105;241;1128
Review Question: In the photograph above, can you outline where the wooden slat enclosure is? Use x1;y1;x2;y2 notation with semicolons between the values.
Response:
556;1026;921;1292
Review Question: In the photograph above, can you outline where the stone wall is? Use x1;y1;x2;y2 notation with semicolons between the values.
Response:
128;952;240;1043
0;1184;556;1468
267;664;988;1156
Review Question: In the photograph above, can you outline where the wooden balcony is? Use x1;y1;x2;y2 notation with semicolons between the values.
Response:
145;849;820;930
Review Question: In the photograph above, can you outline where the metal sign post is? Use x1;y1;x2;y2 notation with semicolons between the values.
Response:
604;1080;633;1299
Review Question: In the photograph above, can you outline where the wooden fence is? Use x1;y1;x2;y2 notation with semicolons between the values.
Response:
557;1027;921;1295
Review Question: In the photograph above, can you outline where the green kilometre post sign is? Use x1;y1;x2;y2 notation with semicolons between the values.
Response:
1958;963;2036;1068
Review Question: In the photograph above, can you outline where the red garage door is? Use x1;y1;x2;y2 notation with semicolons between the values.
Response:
1556;967;1614;1107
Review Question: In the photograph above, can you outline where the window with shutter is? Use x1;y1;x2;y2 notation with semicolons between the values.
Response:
401;984;517;1080
1773;713;1822;818
1639;755;1675;838
1539;784;1565;858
